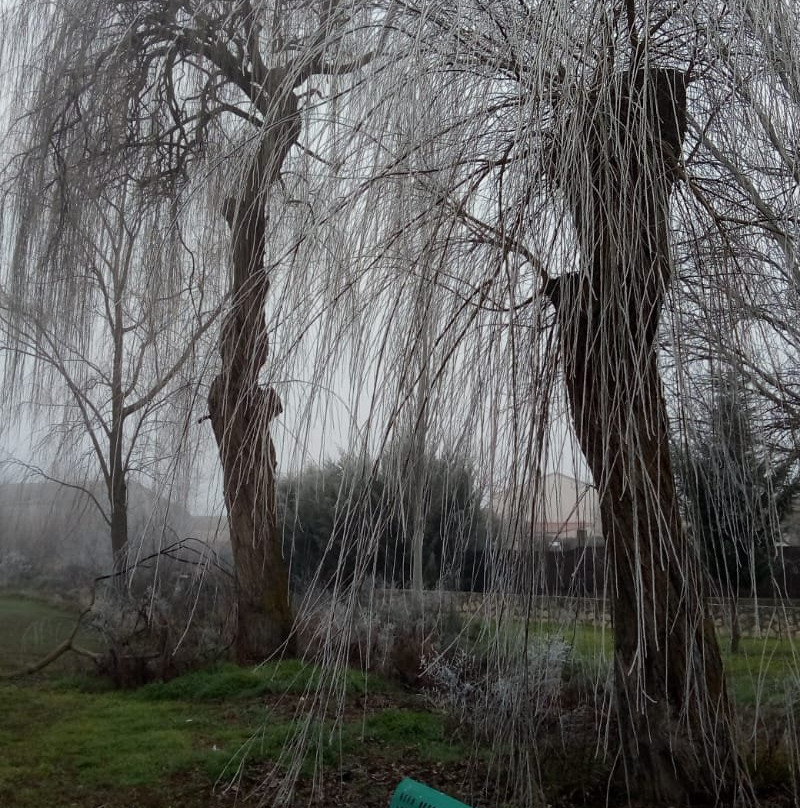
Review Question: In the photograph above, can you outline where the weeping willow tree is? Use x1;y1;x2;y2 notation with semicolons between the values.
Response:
269;1;800;805
3;0;800;803
0;0;379;660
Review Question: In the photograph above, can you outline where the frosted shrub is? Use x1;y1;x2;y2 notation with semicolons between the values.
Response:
423;648;476;714
524;636;570;701
296;589;446;685
424;634;571;737
0;551;32;586
86;572;235;687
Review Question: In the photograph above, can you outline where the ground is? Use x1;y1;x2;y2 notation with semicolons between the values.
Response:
0;594;509;808
1;593;797;808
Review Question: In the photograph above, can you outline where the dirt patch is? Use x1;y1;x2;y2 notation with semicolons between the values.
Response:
234;757;513;808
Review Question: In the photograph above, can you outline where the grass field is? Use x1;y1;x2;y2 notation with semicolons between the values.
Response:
0;594;101;675
1;594;798;807
511;617;799;708
0;668;469;808
0;595;474;808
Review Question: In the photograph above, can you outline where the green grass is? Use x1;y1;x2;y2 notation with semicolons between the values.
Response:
720;635;800;707
0;661;451;808
358;708;465;762
556;624;799;708
496;618;798;708
0;594;446;806
0;681;268;789
0;594;101;674
0;595;78;670
137;659;395;702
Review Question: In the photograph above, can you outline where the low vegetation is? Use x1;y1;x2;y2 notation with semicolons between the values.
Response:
2;594;798;808
0;595;101;675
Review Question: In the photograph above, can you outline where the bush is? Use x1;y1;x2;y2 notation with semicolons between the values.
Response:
86;562;235;688
424;636;570;734
421;626;614;800
295;589;467;687
0;551;34;587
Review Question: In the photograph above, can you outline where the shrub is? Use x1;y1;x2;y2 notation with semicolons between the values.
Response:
86;563;235;687
295;589;462;687
0;551;34;587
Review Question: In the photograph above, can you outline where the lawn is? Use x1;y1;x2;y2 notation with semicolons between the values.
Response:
0;664;475;808
721;634;800;707
0;593;100;675
1;594;798;807
0;595;474;808
526;618;799;708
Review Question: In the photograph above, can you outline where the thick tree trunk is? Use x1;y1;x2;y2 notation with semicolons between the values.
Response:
209;376;292;662
208;129;297;662
547;69;744;804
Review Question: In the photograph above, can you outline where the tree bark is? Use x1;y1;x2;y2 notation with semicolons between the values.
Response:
110;273;128;577
208;116;298;661
109;470;129;577
209;375;292;662
547;69;744;804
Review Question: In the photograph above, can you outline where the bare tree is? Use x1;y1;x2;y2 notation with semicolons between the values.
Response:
0;0;378;660
281;1;800;803
0;177;221;573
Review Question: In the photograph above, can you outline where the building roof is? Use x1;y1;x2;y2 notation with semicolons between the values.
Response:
493;472;604;550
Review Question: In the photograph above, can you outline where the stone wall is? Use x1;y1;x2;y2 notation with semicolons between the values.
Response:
376;589;800;639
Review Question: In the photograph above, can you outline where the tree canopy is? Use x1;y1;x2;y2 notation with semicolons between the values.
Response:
3;0;800;804
279;445;492;593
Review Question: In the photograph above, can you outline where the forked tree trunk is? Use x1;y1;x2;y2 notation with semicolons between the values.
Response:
208;127;297;662
547;69;745;804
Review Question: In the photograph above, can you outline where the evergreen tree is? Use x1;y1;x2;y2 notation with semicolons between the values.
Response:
678;374;797;651
278;447;490;593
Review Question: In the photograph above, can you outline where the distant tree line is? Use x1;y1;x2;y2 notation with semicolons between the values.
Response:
277;445;494;593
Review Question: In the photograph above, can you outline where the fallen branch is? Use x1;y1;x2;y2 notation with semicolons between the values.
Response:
1;591;100;680
1;537;230;680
